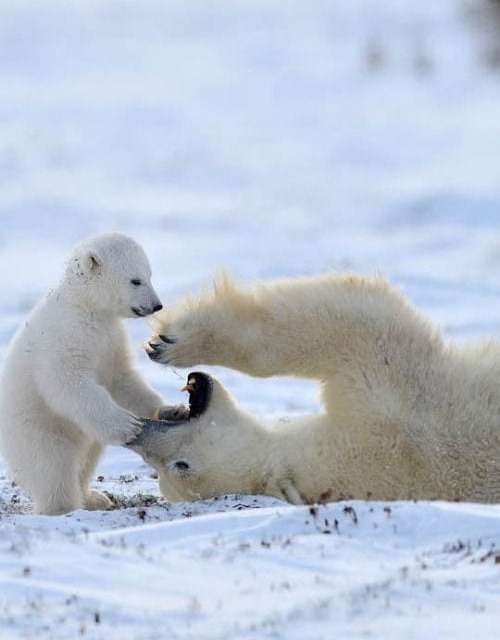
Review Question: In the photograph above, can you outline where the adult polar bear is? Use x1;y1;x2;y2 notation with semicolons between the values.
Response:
0;233;165;515
137;273;500;504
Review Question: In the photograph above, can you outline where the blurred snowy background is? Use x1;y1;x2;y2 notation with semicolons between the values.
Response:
2;1;500;638
2;0;500;411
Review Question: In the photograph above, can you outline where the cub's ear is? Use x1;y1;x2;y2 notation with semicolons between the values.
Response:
87;251;103;274
73;250;103;278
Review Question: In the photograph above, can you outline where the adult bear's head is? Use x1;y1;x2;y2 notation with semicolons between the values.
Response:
65;232;163;318
127;372;266;502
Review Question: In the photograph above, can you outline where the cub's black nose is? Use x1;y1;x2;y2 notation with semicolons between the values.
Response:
153;304;163;313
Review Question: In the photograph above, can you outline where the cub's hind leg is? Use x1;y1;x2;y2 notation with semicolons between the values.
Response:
80;441;112;511
28;437;85;515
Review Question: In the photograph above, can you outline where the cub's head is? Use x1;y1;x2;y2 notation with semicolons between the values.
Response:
67;232;163;318
127;373;261;502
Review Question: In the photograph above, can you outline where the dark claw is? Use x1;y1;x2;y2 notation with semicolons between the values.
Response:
157;404;190;421
147;348;166;362
159;335;177;344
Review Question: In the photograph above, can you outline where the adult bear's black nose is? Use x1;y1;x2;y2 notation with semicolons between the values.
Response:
153;304;163;313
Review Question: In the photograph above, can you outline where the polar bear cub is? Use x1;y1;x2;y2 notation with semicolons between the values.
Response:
0;232;165;515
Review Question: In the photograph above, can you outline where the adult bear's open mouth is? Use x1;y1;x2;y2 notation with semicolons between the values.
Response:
180;372;213;419
129;372;213;447
154;372;213;421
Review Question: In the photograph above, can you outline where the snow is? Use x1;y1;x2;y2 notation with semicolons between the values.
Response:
1;0;500;637
3;496;500;638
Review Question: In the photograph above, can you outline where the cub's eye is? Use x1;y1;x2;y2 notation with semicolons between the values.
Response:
131;279;142;287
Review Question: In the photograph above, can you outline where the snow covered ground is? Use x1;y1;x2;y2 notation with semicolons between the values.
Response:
1;0;500;637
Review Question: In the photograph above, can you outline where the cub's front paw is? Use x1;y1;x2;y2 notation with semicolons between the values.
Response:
107;411;143;446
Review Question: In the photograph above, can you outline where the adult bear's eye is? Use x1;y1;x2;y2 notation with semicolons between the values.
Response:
131;279;142;286
174;461;190;473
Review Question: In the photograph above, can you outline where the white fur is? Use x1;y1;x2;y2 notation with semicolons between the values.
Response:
0;233;165;515
140;273;500;504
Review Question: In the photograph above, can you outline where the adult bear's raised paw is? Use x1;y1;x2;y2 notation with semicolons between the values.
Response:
145;321;215;367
